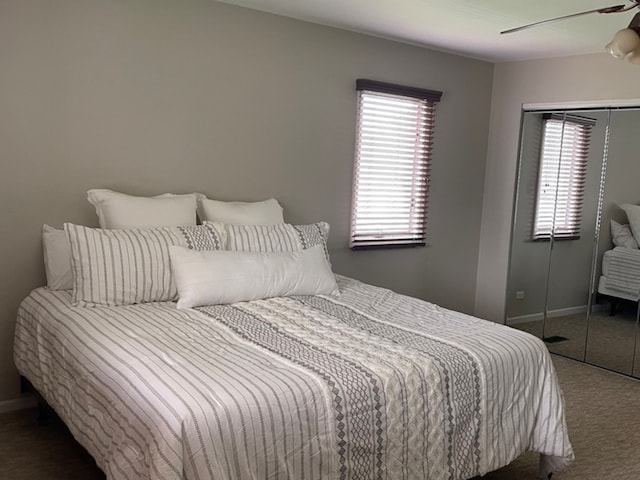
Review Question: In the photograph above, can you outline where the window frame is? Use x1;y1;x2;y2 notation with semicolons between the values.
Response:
349;79;442;250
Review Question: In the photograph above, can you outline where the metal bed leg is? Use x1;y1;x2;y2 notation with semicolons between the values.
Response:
609;298;618;316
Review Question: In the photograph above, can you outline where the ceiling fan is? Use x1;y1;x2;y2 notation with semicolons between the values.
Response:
500;2;639;35
501;1;640;63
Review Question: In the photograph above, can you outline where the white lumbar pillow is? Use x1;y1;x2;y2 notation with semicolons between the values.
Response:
42;224;73;290
620;204;640;246
611;219;639;249
169;244;338;308
196;194;284;225
87;189;197;229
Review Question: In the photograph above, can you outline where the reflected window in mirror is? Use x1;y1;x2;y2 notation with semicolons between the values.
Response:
532;114;596;240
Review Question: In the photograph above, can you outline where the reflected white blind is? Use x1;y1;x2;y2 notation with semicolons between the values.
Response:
533;116;594;239
350;80;441;248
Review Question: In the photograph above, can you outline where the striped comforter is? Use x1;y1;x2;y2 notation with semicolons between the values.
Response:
13;276;573;480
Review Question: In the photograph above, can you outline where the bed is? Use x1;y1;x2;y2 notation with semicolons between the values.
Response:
597;247;640;313
14;191;573;480
14;276;573;480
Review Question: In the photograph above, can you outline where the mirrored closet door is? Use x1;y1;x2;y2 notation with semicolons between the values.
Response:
585;109;640;375
506;107;640;376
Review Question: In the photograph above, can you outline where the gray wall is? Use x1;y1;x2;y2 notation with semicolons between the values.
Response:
475;54;640;323
0;0;494;402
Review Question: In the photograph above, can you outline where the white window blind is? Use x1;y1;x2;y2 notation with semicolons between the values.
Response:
350;79;442;248
533;114;595;240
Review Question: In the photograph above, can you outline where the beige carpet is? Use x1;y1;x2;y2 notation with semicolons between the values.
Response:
515;304;639;374
1;355;640;479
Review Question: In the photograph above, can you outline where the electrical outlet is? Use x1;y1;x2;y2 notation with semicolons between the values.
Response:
516;291;525;300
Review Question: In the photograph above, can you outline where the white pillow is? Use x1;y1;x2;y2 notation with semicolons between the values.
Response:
42;225;73;290
196;194;284;225
207;221;330;260
169;244;338;308
87;189;197;229
66;223;225;307
620;204;640;246
611;219;639;249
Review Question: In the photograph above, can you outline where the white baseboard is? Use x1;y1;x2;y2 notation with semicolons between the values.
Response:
507;312;545;325
507;303;609;325
0;395;37;414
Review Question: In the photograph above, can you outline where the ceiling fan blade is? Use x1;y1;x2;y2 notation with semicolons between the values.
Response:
501;4;627;35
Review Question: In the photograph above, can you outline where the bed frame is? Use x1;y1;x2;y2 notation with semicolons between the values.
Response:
20;375;100;470
596;292;638;316
20;376;55;426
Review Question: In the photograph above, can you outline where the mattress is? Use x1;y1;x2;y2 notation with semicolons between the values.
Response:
14;275;573;480
598;276;640;302
599;247;640;300
602;249;612;277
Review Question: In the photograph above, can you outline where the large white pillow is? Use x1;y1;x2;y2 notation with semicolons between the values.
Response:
169;244;338;308
196;194;284;225
207;221;330;260
87;189;197;229
620;204;640;245
42;224;73;290
611;219;639;249
66;223;225;307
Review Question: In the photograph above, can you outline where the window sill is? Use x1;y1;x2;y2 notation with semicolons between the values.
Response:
531;235;580;242
350;242;426;250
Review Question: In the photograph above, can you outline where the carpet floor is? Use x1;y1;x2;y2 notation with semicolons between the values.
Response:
1;355;640;479
513;302;639;373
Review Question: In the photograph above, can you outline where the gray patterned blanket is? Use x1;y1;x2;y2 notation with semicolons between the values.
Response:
14;275;573;480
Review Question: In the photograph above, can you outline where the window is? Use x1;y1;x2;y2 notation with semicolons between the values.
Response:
532;113;595;240
350;79;442;248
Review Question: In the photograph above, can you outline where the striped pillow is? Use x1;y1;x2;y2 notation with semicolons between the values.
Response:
65;223;225;307
207;222;330;259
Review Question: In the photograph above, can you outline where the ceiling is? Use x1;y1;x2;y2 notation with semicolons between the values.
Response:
218;0;639;62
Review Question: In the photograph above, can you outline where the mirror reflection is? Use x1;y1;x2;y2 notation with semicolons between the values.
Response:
506;107;640;374
543;110;608;360
586;109;640;374
506;111;550;340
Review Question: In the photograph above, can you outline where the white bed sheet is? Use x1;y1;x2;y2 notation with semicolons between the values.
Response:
14;276;573;480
